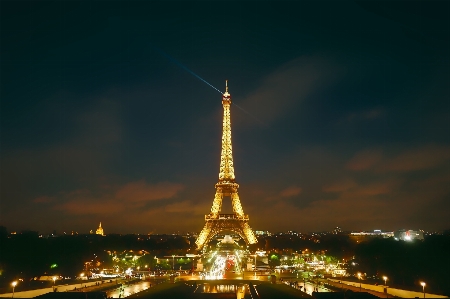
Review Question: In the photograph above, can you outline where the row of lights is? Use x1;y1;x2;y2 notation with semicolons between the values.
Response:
356;273;427;298
10;277;58;298
8;272;428;297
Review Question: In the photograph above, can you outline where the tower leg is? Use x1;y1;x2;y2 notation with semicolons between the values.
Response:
242;222;258;244
210;188;223;216
231;192;244;217
196;222;212;250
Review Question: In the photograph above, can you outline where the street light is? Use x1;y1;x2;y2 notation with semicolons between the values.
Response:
172;255;175;274
11;281;17;298
420;282;426;298
52;276;56;290
383;276;388;298
250;254;257;278
80;273;84;287
357;273;362;292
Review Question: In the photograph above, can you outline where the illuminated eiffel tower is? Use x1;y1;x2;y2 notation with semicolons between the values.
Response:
195;81;257;250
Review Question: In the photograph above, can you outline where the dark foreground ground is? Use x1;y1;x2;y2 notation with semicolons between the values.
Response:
127;280;312;299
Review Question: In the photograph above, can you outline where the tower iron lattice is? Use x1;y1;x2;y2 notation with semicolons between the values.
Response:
195;81;258;250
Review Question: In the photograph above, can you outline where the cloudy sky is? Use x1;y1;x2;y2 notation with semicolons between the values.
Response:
1;1;449;234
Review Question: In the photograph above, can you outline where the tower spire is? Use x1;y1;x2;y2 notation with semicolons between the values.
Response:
223;80;230;97
219;80;234;181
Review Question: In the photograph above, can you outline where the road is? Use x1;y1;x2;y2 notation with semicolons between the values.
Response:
325;280;388;298
0;279;121;298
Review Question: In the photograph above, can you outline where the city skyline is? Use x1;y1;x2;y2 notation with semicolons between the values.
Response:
1;2;449;234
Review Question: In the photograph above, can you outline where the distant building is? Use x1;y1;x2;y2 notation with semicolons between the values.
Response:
255;230;272;236
349;230;393;243
95;222;105;236
394;229;424;241
333;227;342;234
287;230;299;236
332;268;347;277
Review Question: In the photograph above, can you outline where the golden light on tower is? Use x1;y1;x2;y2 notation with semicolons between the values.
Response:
218;80;235;182
195;81;257;250
96;222;104;236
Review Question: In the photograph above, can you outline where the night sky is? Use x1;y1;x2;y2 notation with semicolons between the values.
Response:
1;1;449;234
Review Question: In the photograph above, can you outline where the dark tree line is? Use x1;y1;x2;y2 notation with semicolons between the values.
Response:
0;229;192;290
352;235;450;296
258;232;450;296
1;227;449;296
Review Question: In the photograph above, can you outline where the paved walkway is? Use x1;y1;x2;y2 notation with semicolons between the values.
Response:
326;280;389;298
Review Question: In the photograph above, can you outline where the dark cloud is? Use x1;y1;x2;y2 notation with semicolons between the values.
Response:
346;150;383;171
1;1;449;233
236;56;339;127
377;145;450;173
279;186;302;198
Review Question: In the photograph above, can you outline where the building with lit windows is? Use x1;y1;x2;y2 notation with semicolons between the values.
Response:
95;222;104;236
394;229;424;241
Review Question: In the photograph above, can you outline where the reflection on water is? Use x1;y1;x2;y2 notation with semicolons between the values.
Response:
196;283;249;299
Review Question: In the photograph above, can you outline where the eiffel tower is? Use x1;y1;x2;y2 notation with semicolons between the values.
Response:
195;81;257;250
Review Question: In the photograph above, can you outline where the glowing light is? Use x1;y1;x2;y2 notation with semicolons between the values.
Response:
154;46;223;95
218;88;235;182
421;282;426;298
206;255;226;280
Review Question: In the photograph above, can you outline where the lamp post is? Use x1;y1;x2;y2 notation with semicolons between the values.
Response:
80;273;84;287
357;273;362;292
317;274;320;292
383;276;388;298
251;254;257;279
172;255;175;273
420;282;426;298
11;281;17;298
52;276;56;291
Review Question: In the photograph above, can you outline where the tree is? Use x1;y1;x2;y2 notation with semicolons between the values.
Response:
268;253;280;271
